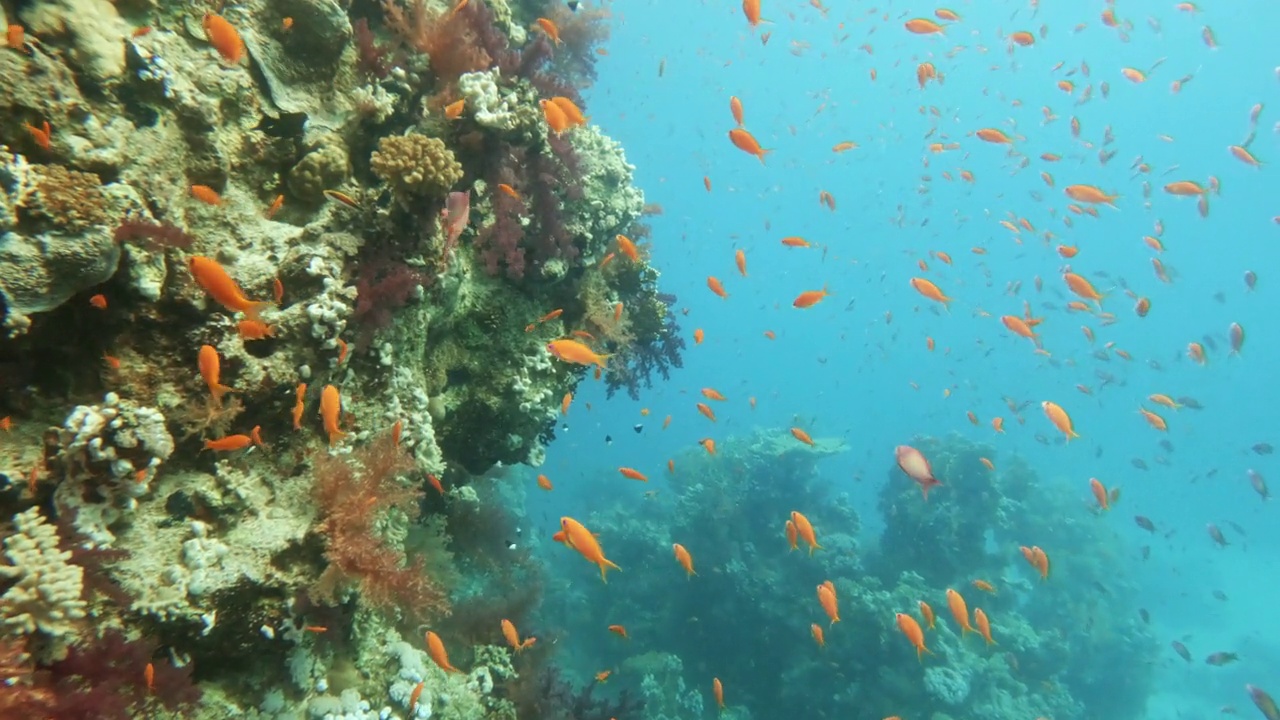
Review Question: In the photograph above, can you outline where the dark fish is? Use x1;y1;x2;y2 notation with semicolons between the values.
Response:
1244;270;1258;291
1253;443;1274;455
567;0;580;10
1148;359;1164;370
1172;641;1192;662
1134;515;1156;532
256;111;308;138
633;424;644;434
1138;608;1150;624
1213;291;1226;303
1207;523;1229;547
1154;455;1171;467
1248;469;1270;500
1159;439;1175;453
1141;545;1151;560
1203;334;1218;351
1212;590;1228;601
1034;433;1049;445
1177;396;1204;410
1131;458;1148;470
1206;652;1239;666
1228;520;1247;536
604;434;613;445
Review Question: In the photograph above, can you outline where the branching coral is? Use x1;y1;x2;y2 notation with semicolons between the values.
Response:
0;506;87;642
310;434;450;622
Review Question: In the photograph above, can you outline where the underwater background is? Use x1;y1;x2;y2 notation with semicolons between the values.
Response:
0;0;1277;719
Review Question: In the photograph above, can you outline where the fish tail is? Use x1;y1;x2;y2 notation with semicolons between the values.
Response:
244;300;274;320
328;429;348;447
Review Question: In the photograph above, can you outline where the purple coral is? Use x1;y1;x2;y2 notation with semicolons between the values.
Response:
46;629;201;720
352;255;424;346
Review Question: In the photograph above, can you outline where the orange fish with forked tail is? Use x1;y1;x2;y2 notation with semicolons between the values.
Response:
1041;400;1080;441
547;339;608;368
910;277;952;305
560;516;621;582
946;588;974;635
896;612;932;660
728;128;771;163
790;511;821;554
189;256;271;319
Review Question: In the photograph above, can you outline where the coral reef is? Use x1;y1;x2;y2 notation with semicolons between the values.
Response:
0;0;665;715
543;431;1157;720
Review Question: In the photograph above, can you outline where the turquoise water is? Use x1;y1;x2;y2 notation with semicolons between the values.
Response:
534;1;1280;718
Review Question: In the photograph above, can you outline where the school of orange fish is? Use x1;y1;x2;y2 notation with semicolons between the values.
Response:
532;2;1276;719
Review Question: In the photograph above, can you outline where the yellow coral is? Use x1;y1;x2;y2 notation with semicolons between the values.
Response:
369;133;463;201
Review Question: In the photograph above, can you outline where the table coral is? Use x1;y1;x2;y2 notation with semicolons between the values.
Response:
371;132;464;203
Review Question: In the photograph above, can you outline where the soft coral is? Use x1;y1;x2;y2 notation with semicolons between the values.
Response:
310;434;450;622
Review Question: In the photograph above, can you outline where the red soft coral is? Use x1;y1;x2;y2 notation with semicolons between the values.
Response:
311;434;450;621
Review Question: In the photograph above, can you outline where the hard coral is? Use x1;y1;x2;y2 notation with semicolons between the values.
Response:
310;434;450;622
21;164;112;231
370;132;464;203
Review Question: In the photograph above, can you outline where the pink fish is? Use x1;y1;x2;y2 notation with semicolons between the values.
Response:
895;445;941;500
442;191;471;247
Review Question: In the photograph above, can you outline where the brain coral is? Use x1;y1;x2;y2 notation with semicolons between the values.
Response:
369;132;463;201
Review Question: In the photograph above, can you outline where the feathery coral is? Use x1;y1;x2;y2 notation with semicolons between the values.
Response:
310;434;450;621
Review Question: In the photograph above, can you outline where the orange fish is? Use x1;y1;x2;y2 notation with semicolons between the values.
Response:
896;612;932;660
608;624;628;639
974;608;996;645
673;543;696;577
728;128;771;163
502;619;535;652
790;427;815;446
237;319;274;340
202;13;244;63
707;276;728;299
291;383;307;430
895;445;941;500
1063;184;1119;206
701;388;727;402
198;345;233;407
444;99;466;119
904;18;945;34
946;588;973;634
536;474;553;491
918;600;936;629
699;438;716;455
189;256;270;319
790;511;821;555
25;120;50;150
696;402;717;422
713;678;725;710
729;96;744;126
534;17;562;45
793;286;830;308
742;0;762;28
89;294;108;309
972;579;996;594
1139;407;1167;431
817;583;840;626
560;516;621;582
735;249;747;277
1041;400;1080;441
1063;272;1105;304
1090;477;1110;510
910;277;952;305
811;623;825;648
425;631;463;673
693;328;705;344
618;467;648;482
540;99;570;134
320;384;346;446
616;234;640;262
190;184;222;206
784;519;798;551
547;339;608;368
203;434;252;452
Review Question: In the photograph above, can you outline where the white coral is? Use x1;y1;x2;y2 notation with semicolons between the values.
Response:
0;507;87;638
458;70;519;131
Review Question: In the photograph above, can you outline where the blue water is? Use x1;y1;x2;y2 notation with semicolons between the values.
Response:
532;1;1280;717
